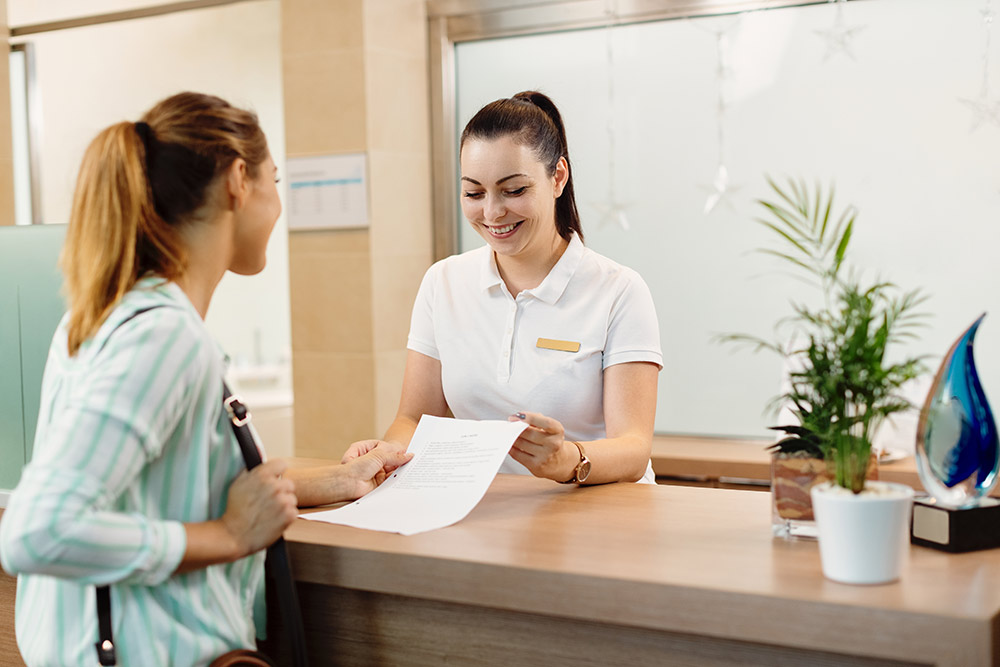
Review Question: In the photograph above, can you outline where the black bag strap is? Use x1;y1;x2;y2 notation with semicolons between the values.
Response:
95;305;166;666
94;586;116;665
93;307;309;666
223;384;310;667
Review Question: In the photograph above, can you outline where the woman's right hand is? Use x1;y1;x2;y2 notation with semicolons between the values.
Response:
220;459;298;557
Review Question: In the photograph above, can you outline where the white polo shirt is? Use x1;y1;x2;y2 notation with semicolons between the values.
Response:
408;234;662;483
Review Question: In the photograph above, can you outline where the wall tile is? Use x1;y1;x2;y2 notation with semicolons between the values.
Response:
363;0;426;58
371;252;428;353
367;149;433;258
292;351;375;459
0;159;14;227
289;250;373;354
289;228;370;257
374;348;407;437
283;50;367;156
253;405;295;460
364;51;429;154
282;0;364;56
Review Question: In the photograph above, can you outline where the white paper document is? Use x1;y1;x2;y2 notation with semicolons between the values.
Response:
301;415;529;535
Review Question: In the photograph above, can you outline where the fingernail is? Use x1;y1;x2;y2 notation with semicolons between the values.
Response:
512;412;526;420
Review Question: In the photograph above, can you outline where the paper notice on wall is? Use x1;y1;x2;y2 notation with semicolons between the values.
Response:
301;416;529;535
286;153;368;230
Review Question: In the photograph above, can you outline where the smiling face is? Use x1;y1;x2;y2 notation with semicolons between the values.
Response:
229;153;281;275
460;135;568;261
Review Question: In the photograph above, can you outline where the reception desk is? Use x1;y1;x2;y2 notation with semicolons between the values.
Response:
3;471;999;666
267;472;1000;666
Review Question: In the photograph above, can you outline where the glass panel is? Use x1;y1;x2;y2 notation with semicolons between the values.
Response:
454;0;1000;443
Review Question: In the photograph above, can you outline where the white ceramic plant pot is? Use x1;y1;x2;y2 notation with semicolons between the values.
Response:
810;481;914;585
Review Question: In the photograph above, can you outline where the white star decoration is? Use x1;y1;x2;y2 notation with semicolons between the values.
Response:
702;164;742;215
815;1;865;61
957;3;1000;132
958;93;1000;132
591;200;632;231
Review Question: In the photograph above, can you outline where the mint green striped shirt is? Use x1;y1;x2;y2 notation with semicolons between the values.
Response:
0;277;264;666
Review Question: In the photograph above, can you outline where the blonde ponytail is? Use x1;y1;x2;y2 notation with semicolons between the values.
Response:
60;93;267;356
61;122;183;356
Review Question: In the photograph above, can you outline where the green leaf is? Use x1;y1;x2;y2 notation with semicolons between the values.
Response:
756;220;813;257
833;217;854;275
818;185;834;245
758;249;815;274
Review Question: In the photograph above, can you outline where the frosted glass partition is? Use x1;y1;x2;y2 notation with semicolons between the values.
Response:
455;0;1000;443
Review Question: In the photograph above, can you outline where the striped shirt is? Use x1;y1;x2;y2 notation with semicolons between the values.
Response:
0;277;264;666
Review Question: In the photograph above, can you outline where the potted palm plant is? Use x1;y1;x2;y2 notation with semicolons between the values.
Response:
724;178;927;584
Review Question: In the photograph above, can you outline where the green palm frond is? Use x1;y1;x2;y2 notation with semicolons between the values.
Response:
719;177;929;493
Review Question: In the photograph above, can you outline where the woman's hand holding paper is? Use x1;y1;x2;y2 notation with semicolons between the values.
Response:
344;443;413;499
507;412;578;483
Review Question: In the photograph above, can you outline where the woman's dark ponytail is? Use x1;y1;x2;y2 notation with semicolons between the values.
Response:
461;91;583;243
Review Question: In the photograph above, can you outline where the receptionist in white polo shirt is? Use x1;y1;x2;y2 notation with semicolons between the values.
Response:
350;91;662;484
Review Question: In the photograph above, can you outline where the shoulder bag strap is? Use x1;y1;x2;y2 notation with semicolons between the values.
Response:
223;384;310;667
92;306;309;666
95;305;166;666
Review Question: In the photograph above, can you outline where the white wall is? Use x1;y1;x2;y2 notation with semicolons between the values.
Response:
10;0;292;387
456;0;1000;446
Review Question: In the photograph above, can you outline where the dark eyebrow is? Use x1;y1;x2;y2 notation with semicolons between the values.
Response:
460;174;529;186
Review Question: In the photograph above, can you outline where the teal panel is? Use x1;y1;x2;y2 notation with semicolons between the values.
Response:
0;280;25;491
0;225;67;489
17;227;68;461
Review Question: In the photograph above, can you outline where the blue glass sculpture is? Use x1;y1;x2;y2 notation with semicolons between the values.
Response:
916;314;1000;508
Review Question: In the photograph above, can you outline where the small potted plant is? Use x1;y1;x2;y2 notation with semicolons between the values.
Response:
724;178;927;583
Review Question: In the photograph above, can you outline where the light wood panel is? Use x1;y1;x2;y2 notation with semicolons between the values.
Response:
272;474;1000;666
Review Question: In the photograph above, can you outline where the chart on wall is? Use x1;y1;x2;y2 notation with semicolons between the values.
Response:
455;0;1000;443
287;153;369;231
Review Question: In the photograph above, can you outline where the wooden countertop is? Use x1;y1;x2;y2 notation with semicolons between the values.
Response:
284;473;1000;666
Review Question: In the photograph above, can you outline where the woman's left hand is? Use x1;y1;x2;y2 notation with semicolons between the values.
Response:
507;412;578;482
344;443;414;499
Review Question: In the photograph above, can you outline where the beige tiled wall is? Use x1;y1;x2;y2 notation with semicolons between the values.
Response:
0;0;15;227
364;0;433;438
283;0;433;459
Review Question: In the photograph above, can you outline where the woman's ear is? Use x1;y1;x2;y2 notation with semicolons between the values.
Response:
226;158;250;210
553;156;569;198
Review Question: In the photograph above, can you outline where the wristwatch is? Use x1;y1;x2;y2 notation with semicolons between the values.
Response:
560;440;591;484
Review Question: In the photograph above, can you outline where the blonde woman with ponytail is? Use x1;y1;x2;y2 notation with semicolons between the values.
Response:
0;92;409;666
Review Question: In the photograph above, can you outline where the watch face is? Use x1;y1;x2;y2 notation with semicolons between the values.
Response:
577;459;592;483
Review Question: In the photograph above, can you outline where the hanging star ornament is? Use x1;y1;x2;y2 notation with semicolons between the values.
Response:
958;2;1000;132
702;164;742;215
591;200;632;231
958;93;1000;132
815;0;865;61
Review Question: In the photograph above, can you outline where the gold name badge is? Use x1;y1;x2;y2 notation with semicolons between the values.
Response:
536;338;581;353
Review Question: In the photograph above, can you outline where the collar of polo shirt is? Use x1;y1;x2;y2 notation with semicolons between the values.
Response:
478;233;586;304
